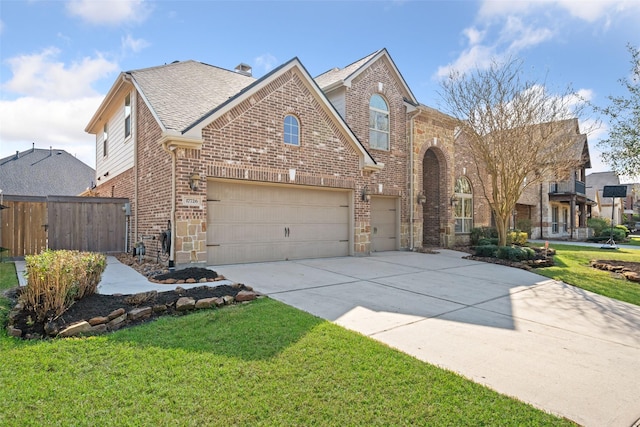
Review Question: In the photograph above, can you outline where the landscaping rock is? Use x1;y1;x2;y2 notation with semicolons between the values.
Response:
214;297;225;307
623;271;640;283
91;324;107;334
235;290;257;302
108;308;126;320
222;295;235;305
195;298;216;309
44;321;59;336
88;316;109;326
153;304;168;313
128;306;152;321
176;297;196;311
107;313;127;330
58;321;92;338
7;326;22;337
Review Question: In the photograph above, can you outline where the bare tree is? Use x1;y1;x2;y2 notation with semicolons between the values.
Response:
439;58;589;246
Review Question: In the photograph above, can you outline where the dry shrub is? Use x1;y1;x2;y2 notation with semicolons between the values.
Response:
21;250;106;322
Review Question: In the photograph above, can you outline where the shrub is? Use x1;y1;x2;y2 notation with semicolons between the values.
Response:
475;244;498;257
470;227;498;245
615;225;630;237
497;245;535;262
477;237;499;246
21;250;106;322
587;217;609;236
506;231;528;246
599;227;626;242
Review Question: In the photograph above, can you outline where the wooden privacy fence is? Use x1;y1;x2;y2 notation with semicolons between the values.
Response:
0;195;129;257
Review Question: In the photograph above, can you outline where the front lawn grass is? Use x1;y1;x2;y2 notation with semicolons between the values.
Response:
534;243;640;306
0;298;571;426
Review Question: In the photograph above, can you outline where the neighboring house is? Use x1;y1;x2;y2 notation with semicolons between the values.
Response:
0;146;95;196
86;49;589;267
515;119;593;240
587;171;625;226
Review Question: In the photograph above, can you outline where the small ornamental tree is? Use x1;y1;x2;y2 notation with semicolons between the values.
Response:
440;58;589;246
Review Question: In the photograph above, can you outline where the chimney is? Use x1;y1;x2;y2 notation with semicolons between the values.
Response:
234;63;252;77
15;151;19;159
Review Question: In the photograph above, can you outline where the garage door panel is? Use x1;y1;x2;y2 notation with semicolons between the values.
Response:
371;197;397;252
207;181;350;264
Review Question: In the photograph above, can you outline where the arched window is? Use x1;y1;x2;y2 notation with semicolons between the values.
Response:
369;94;389;150
454;177;473;233
284;115;300;146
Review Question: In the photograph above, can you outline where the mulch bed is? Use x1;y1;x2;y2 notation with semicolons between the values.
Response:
5;259;253;339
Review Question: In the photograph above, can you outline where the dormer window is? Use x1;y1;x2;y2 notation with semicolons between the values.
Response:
284;115;300;146
369;94;389;150
124;93;131;139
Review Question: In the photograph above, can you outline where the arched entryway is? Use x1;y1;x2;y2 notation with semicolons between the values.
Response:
422;148;446;246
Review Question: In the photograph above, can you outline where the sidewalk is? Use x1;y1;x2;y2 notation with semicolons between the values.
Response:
13;256;233;294
529;238;640;251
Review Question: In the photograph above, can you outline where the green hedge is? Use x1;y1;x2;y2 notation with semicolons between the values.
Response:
474;245;498;257
497;246;535;261
506;231;528;246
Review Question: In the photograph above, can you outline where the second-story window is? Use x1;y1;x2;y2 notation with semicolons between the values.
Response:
124;93;131;139
103;123;108;157
284;115;300;146
369;94;389;150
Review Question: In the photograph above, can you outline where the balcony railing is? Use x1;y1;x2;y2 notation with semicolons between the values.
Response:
549;180;586;195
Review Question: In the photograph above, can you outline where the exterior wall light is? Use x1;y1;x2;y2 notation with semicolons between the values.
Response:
450;194;459;207
189;171;201;192
361;185;371;202
417;193;426;205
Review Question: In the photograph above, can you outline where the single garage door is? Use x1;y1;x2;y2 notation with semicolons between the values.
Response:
207;180;350;265
371;196;398;252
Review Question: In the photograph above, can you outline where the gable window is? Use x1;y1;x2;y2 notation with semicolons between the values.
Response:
103;123;108;157
454;176;473;233
369;94;389;150
124;93;131;139
284;115;300;146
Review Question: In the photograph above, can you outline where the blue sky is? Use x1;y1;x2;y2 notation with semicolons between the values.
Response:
1;0;639;181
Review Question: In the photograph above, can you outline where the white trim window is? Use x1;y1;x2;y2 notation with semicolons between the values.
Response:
454;176;473;233
124;93;132;139
552;206;559;233
103;123;108;157
369;94;389;150
284;114;300;146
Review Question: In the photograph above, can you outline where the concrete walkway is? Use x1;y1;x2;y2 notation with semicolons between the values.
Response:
211;250;640;427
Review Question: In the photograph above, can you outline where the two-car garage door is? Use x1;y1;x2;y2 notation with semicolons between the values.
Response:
207;180;351;265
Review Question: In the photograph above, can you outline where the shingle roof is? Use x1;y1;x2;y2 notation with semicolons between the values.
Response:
0;148;95;196
129;60;256;132
314;50;381;89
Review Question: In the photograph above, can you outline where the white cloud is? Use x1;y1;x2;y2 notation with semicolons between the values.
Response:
0;96;101;168
436;43;497;78
2;48;118;99
255;53;278;74
66;0;151;26
479;0;640;24
121;34;150;54
500;16;554;52
463;27;486;45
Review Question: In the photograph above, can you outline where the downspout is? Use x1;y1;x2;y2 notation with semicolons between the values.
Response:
407;108;420;251
539;183;544;239
409;114;414;250
162;144;177;269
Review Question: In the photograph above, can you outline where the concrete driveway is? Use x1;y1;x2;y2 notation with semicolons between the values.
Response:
213;249;640;427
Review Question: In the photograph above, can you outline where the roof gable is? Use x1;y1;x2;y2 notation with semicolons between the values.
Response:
183;57;378;170
314;49;418;105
